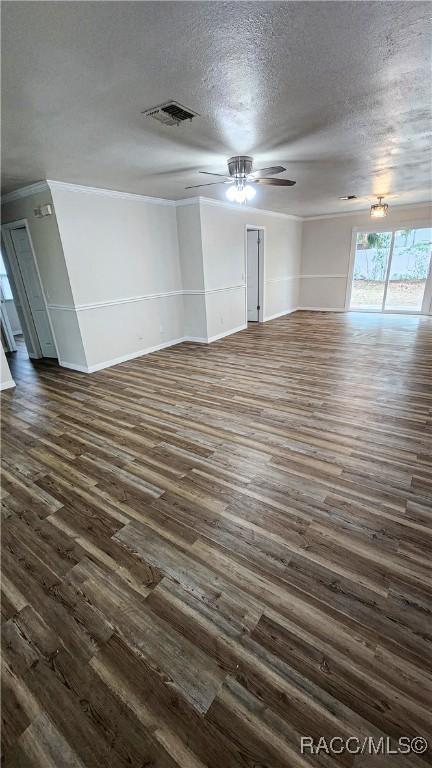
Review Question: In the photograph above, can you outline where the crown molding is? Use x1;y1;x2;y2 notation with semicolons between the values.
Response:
47;180;176;206
193;196;302;221
1;181;50;204
2;180;301;219
174;197;202;208
303;200;432;221
172;196;302;219
3;179;429;222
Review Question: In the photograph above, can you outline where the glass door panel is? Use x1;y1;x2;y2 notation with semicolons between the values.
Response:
384;227;432;312
350;231;392;310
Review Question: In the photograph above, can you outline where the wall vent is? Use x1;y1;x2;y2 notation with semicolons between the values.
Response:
142;101;199;126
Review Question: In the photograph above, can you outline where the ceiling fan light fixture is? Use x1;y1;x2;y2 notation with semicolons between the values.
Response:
225;185;238;202
187;156;295;193
225;182;256;204
370;196;389;218
233;187;247;204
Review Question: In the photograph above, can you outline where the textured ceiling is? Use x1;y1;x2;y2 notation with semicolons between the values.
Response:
2;1;431;216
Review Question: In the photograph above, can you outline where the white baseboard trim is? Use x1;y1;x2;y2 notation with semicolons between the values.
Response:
58;360;90;373
264;307;299;322
0;379;16;391
298;306;346;312
58;325;249;374
60;336;189;374
207;324;247;343
183;325;247;344
87;338;189;372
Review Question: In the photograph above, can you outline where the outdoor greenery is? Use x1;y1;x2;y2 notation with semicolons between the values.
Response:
354;229;432;281
391;243;430;280
354;232;391;281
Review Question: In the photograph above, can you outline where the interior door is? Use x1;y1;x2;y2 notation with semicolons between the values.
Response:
247;230;260;321
1;233;40;358
9;227;57;357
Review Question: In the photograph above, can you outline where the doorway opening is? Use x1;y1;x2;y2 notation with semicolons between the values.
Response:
1;220;58;365
246;227;264;322
0;248;20;354
347;225;432;314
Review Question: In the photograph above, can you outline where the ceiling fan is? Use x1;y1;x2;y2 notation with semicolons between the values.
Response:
185;155;296;203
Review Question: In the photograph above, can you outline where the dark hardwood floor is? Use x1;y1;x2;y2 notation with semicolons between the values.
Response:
1;311;432;767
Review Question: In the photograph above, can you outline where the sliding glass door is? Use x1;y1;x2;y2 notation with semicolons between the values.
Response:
349;226;432;314
384;228;432;311
350;231;392;310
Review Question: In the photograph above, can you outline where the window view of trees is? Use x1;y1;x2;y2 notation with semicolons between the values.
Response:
354;232;391;282
351;227;432;311
391;230;431;281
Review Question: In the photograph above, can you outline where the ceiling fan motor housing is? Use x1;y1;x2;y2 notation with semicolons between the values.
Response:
228;156;253;178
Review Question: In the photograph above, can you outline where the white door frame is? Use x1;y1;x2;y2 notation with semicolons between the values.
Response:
345;221;432;315
244;225;265;324
1;219;59;358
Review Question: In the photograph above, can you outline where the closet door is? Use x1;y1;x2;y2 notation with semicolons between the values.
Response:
9;226;57;357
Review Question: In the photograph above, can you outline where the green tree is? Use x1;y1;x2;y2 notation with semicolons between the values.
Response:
366;232;391;280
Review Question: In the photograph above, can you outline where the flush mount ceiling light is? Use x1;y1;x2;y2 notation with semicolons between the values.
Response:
370;196;389;218
185;156;296;204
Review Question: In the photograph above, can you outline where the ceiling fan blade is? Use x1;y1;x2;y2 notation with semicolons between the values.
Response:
251;165;286;177
253;178;296;186
184;181;227;189
199;171;231;178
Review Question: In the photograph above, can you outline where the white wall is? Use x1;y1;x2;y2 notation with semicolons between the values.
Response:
1;188;87;367
50;183;184;370
47;189;304;366
3;182;430;377
199;201;302;339
3;179;431;381
46;188;303;359
176;202;207;340
0;346;15;390
300;203;432;310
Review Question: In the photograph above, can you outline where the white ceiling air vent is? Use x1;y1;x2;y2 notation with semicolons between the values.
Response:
142;101;199;127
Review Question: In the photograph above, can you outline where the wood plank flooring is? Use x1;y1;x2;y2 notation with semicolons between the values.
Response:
1;311;432;766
